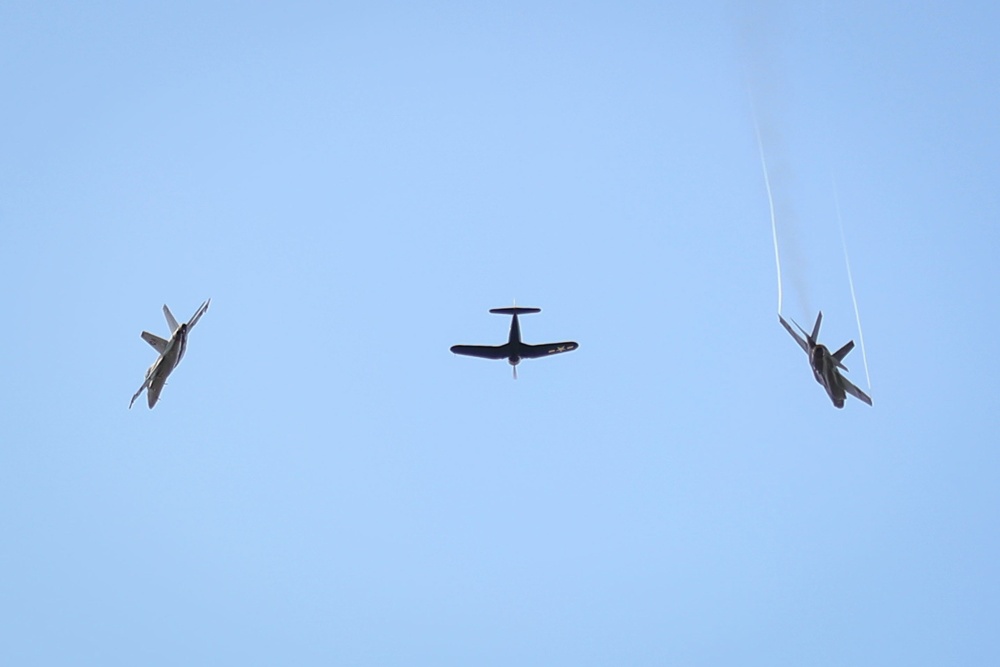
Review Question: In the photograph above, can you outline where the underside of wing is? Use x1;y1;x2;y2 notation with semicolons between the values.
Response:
450;344;509;360
187;299;211;330
840;374;873;406
129;378;148;409
778;315;810;354
520;341;579;359
141;331;169;355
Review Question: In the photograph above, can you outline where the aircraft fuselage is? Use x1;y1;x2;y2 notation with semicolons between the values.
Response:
505;314;523;367
144;324;188;408
778;312;870;409
810;344;847;409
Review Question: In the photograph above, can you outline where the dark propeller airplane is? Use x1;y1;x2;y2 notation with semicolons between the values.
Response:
779;311;872;408
451;306;578;379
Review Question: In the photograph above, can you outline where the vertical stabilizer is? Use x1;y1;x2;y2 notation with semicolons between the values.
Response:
163;305;180;333
810;311;823;344
508;314;522;345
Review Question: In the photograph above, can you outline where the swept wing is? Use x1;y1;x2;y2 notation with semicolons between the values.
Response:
778;315;809;354
187;299;211;330
840;374;873;406
129;382;147;409
129;372;152;409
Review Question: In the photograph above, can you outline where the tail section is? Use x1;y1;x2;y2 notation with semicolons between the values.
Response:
491;305;539;345
810;311;822;344
163;305;180;334
490;307;541;316
791;311;822;345
141;331;169;355
507;313;522;345
831;340;854;372
832;340;855;364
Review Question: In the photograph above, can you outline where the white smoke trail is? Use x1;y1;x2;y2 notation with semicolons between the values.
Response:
832;180;872;392
749;91;783;315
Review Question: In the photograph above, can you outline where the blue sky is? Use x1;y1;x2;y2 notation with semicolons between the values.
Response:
2;2;998;665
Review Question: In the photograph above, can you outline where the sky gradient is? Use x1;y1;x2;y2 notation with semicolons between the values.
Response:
2;2;999;665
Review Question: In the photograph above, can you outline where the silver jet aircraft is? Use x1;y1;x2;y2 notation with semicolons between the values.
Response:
130;299;211;409
779;311;872;408
451;306;578;379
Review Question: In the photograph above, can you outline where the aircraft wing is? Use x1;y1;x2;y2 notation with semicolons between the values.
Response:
450;344;509;360
141;331;169;355
778;315;809;355
840;374;873;406
129;377;149;409
520;341;579;359
187;299;211;330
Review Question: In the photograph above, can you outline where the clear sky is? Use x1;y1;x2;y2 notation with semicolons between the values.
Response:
2;1;998;665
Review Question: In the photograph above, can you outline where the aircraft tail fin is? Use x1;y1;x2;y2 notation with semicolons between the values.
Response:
791;311;822;345
163;305;180;333
810;311;822;344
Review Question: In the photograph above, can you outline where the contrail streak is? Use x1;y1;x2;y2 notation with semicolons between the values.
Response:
749;91;783;315
832;180;872;392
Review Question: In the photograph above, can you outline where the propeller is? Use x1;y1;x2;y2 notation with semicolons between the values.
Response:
513;364;518;380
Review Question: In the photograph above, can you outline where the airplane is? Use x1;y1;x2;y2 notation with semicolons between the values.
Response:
451;306;578;379
779;311;872;408
129;299;211;409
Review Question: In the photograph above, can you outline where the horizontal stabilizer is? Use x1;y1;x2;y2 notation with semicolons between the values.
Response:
832;340;854;370
141;331;169;355
490;307;541;316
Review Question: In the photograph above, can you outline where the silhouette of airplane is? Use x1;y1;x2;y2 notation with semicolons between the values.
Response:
779;311;871;408
451;306;578;379
130;299;210;409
